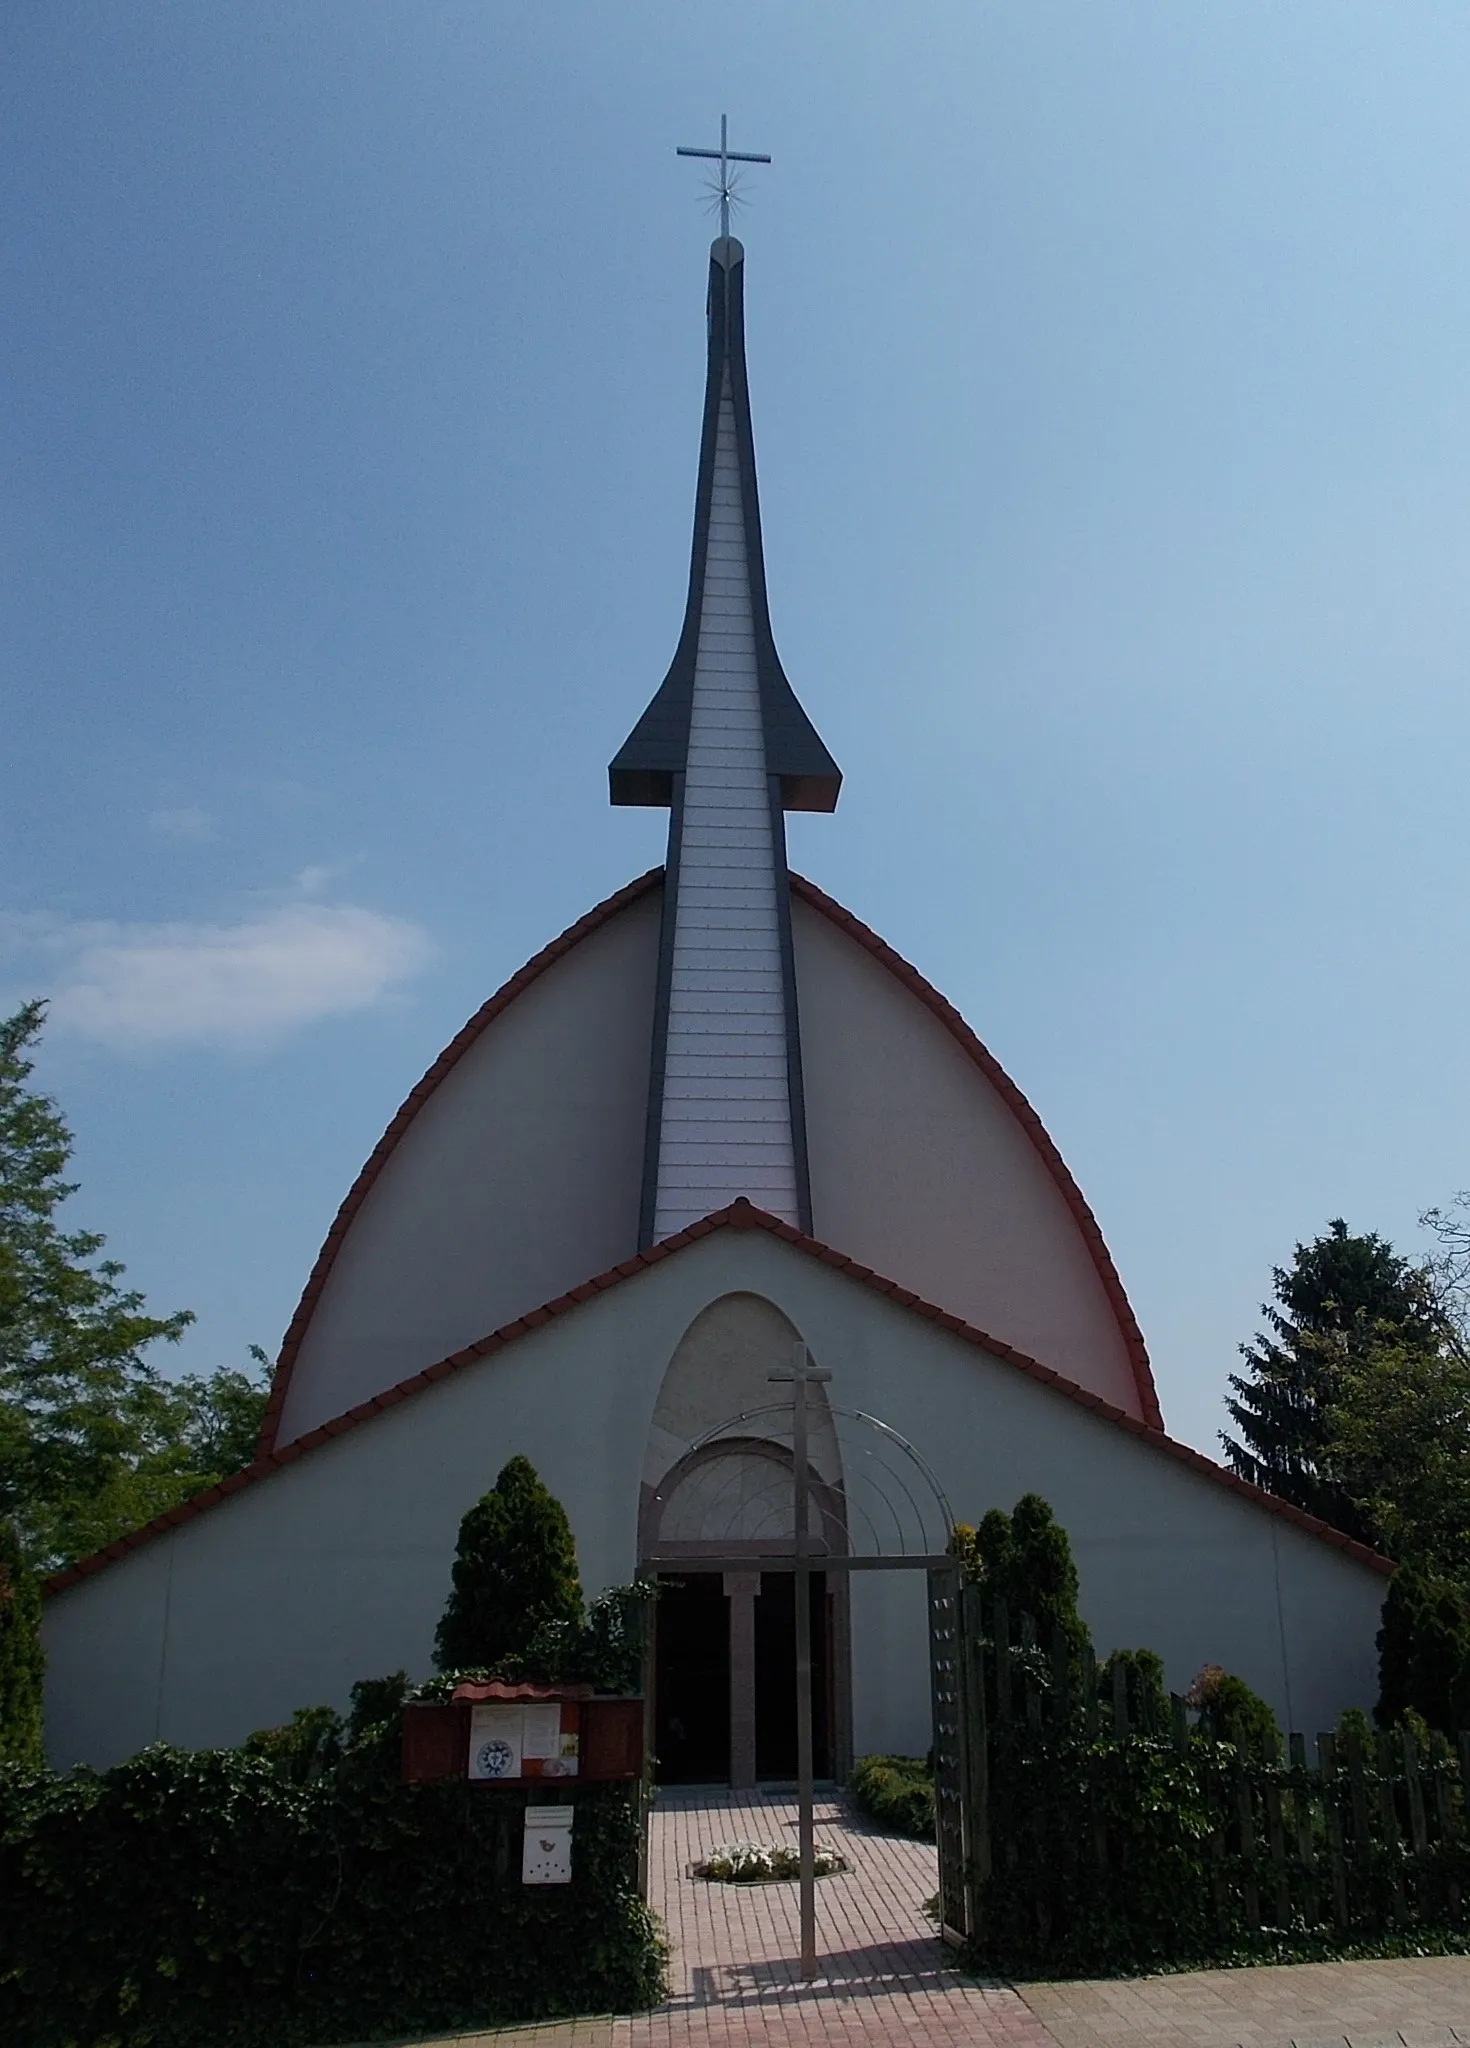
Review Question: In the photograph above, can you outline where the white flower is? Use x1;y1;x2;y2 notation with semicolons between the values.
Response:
700;1841;847;1883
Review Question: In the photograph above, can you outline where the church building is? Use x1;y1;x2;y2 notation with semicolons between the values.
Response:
43;234;1387;1778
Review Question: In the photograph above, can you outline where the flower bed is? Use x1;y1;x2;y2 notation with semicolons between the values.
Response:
694;1841;847;1883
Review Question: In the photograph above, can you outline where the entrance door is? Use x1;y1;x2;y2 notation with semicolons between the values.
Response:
754;1571;831;1781
653;1574;730;1783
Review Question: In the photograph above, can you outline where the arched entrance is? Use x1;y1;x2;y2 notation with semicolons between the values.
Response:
639;1295;850;1787
643;1324;962;1977
643;1433;849;1784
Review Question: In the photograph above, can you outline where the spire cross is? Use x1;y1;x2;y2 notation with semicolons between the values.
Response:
677;114;771;240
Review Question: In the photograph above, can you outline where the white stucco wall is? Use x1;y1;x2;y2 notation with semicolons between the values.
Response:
274;887;660;1443
793;895;1145;1420
46;1226;1385;1772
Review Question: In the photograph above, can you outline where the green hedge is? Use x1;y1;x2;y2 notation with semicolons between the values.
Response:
0;1715;665;2047
964;1606;1470;1978
973;1719;1228;1975
850;1755;935;1840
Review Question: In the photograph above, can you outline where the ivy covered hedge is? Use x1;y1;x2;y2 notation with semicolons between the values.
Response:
941;1497;1470;1978
969;1682;1470;1977
850;1755;935;1840
963;1596;1470;1978
0;1689;665;2047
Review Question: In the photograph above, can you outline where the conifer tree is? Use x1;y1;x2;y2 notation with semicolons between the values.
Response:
0;1518;44;1768
1222;1219;1437;1540
955;1493;1090;1667
434;1455;583;1672
0;1001;268;1570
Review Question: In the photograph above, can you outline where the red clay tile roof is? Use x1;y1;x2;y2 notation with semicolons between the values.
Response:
450;1680;595;1702
256;867;1160;1455
45;1198;1390;1597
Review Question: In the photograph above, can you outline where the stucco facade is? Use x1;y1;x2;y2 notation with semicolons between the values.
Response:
45;1221;1385;1773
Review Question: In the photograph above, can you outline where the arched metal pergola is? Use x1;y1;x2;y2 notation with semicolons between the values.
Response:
643;1346;961;1977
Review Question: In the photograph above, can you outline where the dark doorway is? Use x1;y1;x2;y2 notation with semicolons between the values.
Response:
653;1574;730;1783
754;1572;831;1781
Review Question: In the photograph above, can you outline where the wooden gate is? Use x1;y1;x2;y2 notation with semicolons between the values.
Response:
927;1566;990;1946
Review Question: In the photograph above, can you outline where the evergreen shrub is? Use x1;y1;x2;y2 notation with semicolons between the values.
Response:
952;1495;1397;1977
952;1494;1091;1688
849;1754;935;1840
435;1454;584;1672
1185;1662;1281;1754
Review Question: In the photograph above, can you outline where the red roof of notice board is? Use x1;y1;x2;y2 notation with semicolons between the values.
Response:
450;1680;596;1703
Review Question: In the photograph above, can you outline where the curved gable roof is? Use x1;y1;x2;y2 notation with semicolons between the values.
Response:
257;869;1161;1455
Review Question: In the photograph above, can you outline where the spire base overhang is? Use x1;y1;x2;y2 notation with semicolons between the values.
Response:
609;239;840;815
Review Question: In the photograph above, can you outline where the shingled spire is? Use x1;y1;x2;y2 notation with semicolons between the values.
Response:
611;236;840;1248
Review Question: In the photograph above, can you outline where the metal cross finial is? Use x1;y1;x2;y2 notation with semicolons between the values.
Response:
677;114;771;241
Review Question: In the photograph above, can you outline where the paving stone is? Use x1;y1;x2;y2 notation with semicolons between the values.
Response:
1023;1959;1470;2048
635;1786;1054;2045
395;1792;1470;2048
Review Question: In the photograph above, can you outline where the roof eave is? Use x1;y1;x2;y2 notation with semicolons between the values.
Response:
45;1197;1392;1599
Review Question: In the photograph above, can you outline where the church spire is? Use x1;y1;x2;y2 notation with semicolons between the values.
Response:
611;237;840;1248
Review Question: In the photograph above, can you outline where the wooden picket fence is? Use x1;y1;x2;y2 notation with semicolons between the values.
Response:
929;1574;1470;1970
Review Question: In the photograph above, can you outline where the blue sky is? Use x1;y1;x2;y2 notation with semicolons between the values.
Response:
4;1;1469;1464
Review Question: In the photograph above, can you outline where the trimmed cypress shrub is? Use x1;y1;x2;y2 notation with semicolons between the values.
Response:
435;1456;584;1673
954;1493;1091;1674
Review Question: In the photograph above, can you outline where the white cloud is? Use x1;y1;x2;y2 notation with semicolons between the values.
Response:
293;861;352;896
148;805;216;843
18;903;432;1050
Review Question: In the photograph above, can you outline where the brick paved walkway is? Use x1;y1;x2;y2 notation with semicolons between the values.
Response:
637;1785;1049;2042
390;1785;1049;2047
374;1788;1470;2048
1021;1954;1470;2048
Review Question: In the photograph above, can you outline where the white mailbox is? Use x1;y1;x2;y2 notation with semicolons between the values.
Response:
521;1803;574;1886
